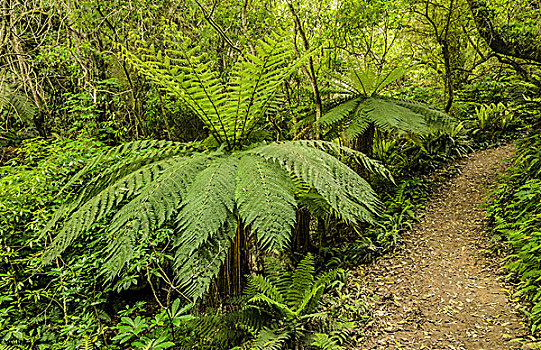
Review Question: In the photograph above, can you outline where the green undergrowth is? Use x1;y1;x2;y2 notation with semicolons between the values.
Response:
321;128;469;268
486;132;541;334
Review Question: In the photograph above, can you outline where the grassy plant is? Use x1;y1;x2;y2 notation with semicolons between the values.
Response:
486;133;541;333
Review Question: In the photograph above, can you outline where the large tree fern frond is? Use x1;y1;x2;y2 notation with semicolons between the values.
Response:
254;142;380;224
124;29;300;149
371;66;408;95
172;157;238;297
175;212;237;299
101;154;215;278
174;156;237;250
43;156;189;266
389;97;454;130
317;97;362;127
294;140;394;182
64;140;184;190
356;97;429;135
236;155;297;251
42;151;215;270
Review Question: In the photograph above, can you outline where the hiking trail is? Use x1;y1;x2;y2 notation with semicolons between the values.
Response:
352;144;532;350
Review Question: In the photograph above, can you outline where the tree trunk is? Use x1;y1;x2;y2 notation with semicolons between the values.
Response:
351;122;375;176
215;219;249;299
291;209;312;262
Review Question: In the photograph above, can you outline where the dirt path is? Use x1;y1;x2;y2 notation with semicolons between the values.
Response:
354;144;530;350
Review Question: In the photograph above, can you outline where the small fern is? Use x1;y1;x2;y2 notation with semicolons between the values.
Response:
241;253;346;350
79;335;94;350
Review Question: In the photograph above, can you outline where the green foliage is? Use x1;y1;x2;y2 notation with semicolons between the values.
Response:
486;133;541;332
111;299;193;349
42;139;387;300
0;138;115;348
0;83;37;146
79;335;94;350
317;66;454;141
239;253;350;350
472;102;517;142
124;28;304;150
0;346;18;350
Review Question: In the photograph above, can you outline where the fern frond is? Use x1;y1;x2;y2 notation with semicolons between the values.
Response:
171;156;238;297
0;83;36;124
175;212;238;299
317;66;454;143
254;142;380;224
42;152;214;272
236;155;297;251
62;139;187;192
312;333;344;350
372;66;407;95
244;275;284;304
390;97;454;130
288;253;315;306
293;140;394;182
249;328;290;350
125;29;299;149
317;97;361;127
80;335;94;350
44;142;192;238
102;152;215;277
0;346;18;350
174;156;237;251
247;293;295;319
342;118;370;140
356;97;428;134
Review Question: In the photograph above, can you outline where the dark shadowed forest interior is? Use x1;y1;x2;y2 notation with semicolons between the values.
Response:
1;0;541;349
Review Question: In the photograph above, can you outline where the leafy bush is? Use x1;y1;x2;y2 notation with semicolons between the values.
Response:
0;137;114;347
486;132;541;333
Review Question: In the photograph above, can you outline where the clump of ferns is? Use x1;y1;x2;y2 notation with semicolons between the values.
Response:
238;254;351;350
200;253;351;350
40;29;392;302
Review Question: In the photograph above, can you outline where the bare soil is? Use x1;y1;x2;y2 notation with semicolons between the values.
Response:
353;144;531;350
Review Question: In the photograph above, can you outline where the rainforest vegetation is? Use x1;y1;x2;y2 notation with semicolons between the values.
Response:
0;0;540;349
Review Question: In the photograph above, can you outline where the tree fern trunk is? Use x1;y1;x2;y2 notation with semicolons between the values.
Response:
216;219;248;299
351;122;375;176
291;209;312;261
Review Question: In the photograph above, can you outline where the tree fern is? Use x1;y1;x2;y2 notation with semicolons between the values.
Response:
42;139;386;299
317;66;454;141
43;34;390;300
123;28;305;150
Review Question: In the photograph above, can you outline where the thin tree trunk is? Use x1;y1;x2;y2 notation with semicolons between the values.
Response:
215;219;249;299
352;122;375;176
